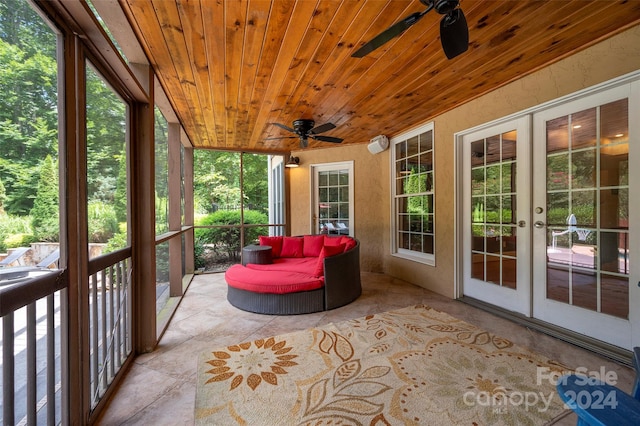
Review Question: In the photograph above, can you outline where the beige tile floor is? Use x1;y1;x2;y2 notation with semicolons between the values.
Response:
97;271;634;425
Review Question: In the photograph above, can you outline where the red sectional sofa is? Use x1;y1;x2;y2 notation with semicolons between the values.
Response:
225;235;361;314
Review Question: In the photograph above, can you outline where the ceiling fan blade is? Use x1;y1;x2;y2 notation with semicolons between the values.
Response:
440;8;469;59
272;122;295;133
309;122;336;134
351;7;433;58
311;135;343;143
264;136;297;140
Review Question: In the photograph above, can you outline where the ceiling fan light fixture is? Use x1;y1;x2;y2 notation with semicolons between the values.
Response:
285;155;300;168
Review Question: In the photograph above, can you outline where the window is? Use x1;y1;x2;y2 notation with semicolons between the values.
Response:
391;123;435;264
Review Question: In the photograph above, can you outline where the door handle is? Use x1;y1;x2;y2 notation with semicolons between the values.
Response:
533;221;545;229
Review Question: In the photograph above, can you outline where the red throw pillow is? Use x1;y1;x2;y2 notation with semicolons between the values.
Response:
303;235;325;257
259;236;283;258
341;236;357;252
280;236;304;258
314;243;345;277
324;236;343;247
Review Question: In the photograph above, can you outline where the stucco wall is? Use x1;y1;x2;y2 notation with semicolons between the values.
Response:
288;143;389;273
289;25;640;298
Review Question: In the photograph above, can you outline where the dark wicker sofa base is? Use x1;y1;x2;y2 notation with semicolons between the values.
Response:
227;286;325;315
226;238;361;315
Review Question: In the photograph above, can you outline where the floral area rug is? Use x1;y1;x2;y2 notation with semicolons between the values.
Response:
195;305;570;425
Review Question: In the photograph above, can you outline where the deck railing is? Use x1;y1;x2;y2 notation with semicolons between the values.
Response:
87;249;132;409
1;247;133;424
1;269;66;425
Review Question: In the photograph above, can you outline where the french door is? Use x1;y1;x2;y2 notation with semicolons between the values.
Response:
311;162;354;236
532;84;638;349
461;82;639;350
461;117;532;316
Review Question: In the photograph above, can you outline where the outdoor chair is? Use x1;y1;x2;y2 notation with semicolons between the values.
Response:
36;248;60;269
0;247;30;267
556;347;640;425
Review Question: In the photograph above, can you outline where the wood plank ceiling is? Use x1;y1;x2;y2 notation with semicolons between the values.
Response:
119;0;640;153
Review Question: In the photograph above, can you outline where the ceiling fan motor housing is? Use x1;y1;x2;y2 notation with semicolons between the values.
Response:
293;119;315;136
428;0;460;14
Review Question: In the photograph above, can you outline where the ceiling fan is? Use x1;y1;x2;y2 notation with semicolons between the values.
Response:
267;119;343;148
351;0;469;59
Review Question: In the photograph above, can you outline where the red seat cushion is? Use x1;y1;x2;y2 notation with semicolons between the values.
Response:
280;236;304;257
259;236;283;258
303;235;325;257
225;264;323;294
246;257;317;274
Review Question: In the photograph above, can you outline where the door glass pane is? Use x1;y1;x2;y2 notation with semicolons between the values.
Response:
547;265;570;303
318;168;350;235
469;130;518;289
545;99;629;319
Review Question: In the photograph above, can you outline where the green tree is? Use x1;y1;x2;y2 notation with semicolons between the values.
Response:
85;66;126;202
194;151;241;212
193;151;269;214
30;155;59;241
0;0;56;57
0;1;58;216
0;176;5;214
242;153;268;213
114;153;127;223
405;169;428;214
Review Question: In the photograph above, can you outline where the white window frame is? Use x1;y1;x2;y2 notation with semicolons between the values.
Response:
390;122;435;265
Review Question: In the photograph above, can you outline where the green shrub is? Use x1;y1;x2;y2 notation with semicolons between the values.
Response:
104;231;127;253
4;232;36;248
156;243;169;282
0;214;33;252
195;210;268;260
88;201;119;243
194;236;206;270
